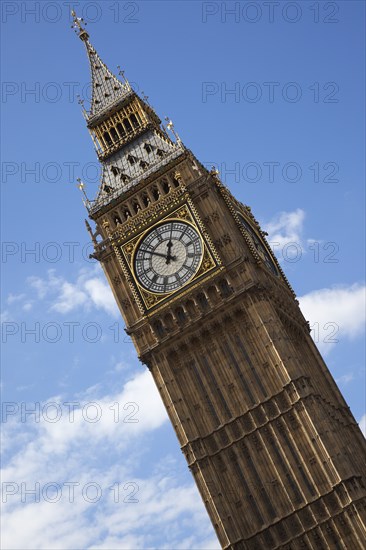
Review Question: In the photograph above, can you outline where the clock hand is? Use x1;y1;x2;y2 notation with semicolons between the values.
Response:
140;249;175;260
166;230;173;255
167;222;174;248
166;223;175;264
166;253;175;265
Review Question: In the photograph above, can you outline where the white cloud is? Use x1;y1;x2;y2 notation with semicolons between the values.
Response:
51;280;88;314
264;208;305;248
2;370;168;460
28;269;62;299
359;414;366;437
84;277;120;317
1;368;216;550
7;293;26;304
299;283;366;355
263;208;317;262
4;294;33;315
336;373;355;385
26;268;119;318
1;310;11;322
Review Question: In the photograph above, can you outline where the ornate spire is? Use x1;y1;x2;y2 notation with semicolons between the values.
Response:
71;11;186;215
71;10;89;41
71;10;132;119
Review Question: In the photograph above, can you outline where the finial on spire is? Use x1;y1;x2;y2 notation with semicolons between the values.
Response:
164;117;181;143
77;178;91;209
71;22;131;118
71;10;89;41
141;91;150;104
77;94;86;113
117;66;126;81
117;65;131;90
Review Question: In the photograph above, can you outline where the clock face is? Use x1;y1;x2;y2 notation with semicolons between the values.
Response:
134;220;203;294
237;212;279;276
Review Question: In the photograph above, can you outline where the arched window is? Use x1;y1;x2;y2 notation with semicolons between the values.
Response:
127;155;138;165
130;114;139;129
219;279;232;297
153;320;165;338
116;122;126;138
132;201;140;214
175;307;186;325
113;213;121;225
110;127;119;142
161;179;170;194
208;286;219;304
123;118;132;132
151;187;160;201
144;143;154;154
141;193;150;207
185;300;196;318
163;314;174;332
197;292;209;311
103;131;112;147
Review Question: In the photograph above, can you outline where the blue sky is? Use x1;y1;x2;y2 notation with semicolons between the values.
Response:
1;1;365;548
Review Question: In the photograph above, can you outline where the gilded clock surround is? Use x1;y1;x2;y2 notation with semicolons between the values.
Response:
120;203;221;310
73;12;366;550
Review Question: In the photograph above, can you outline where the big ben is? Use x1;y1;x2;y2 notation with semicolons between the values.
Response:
71;12;366;549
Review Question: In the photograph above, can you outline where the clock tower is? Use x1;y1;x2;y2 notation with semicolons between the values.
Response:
72;14;366;549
